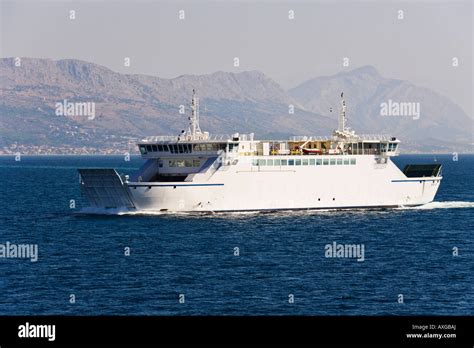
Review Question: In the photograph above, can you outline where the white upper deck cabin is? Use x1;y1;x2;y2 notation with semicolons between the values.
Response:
137;90;400;160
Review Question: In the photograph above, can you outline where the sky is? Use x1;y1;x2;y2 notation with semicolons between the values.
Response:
1;0;473;116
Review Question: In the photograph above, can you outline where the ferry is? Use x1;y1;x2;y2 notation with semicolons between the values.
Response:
78;90;442;212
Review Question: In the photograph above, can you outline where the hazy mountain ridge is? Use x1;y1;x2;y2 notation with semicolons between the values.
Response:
0;58;333;152
0;58;471;153
289;66;473;152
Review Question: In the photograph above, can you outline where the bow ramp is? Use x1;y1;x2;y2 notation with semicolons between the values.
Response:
78;169;136;209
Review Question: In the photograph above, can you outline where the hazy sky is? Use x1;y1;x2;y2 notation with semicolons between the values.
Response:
1;0;472;115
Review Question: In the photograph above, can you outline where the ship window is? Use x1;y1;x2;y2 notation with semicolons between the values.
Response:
337;159;343;165
176;160;185;167
178;144;184;153
302;159;309;165
350;158;356;165
281;159;288;166
158;160;163;168
267;159;273;166
157;145;163;152
193;160;200;167
169;160;176;167
173;144;179;153
229;143;239;152
323;159;329;165
220;144;227;151
330;159;336;165
163;145;169;152
316;159;322;165
309;159;315;165
288;159;295;166
204;144;212;151
344;158;349;165
152;145;157;152
258;159;266;166
274;159;281;166
295;159;302;166
252;159;259;166
146;145;152;152
139;146;147;155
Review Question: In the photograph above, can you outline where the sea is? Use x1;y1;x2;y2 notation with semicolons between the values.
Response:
0;154;473;315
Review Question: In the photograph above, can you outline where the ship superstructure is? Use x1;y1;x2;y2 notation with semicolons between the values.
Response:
78;90;442;212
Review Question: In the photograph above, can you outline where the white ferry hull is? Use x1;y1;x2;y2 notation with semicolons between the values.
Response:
125;156;441;212
77;91;442;213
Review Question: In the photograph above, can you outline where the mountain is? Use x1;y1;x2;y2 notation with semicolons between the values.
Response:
0;58;471;154
0;58;333;153
289;66;473;152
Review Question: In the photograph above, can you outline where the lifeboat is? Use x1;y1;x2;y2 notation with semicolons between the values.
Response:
302;148;322;155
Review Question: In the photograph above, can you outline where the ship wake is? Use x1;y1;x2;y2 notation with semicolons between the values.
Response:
76;201;474;217
399;201;474;210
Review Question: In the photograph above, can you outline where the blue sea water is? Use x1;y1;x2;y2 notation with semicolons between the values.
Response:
0;154;473;315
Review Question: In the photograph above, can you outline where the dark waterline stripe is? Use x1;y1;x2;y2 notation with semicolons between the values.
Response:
391;178;441;183
128;183;224;187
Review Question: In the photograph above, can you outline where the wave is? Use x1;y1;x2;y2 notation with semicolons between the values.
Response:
398;201;474;210
77;207;174;216
76;201;474;217
76;207;317;217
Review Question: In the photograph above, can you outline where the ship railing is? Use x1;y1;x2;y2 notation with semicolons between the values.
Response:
289;136;333;142
141;136;180;142
140;133;257;143
355;134;394;141
290;134;395;142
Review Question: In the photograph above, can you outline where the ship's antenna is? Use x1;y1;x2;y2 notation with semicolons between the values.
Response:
338;92;347;132
188;89;202;140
